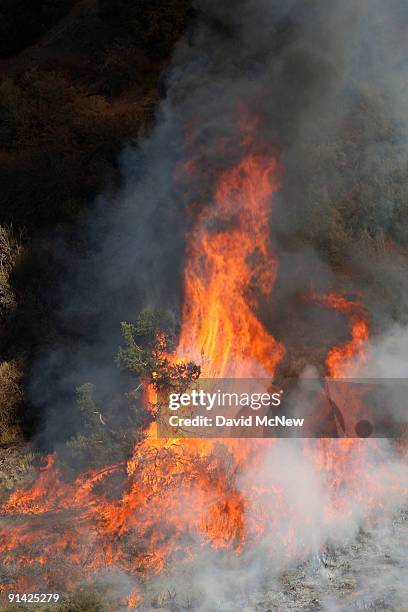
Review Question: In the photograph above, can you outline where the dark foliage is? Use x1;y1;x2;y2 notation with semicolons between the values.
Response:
99;0;193;58
0;70;157;229
0;0;74;57
0;0;178;445
281;86;408;267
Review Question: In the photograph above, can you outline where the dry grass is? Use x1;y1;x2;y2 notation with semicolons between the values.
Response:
6;589;104;612
0;446;36;491
0;225;23;317
0;360;23;445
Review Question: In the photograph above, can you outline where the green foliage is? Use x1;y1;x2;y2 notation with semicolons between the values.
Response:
117;310;166;377
76;383;106;434
99;0;192;58
287;85;408;267
65;383;133;471
117;309;200;391
63;310;201;472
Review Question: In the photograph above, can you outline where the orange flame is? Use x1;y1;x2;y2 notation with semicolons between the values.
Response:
314;292;369;378
0;124;403;607
127;588;140;609
176;150;285;377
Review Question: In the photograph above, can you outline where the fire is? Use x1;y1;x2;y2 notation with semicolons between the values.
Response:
176;150;285;377
313;292;369;378
0;124;404;608
127;588;140;609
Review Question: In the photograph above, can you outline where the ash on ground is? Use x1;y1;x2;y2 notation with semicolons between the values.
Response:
139;510;408;612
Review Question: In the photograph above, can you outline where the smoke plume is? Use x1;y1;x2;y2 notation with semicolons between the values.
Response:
22;1;408;609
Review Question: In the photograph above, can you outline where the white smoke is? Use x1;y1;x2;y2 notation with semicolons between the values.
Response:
22;0;408;608
113;1;408;609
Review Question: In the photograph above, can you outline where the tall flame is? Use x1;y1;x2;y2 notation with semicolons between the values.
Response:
0;124;404;610
315;292;369;378
176;149;285;377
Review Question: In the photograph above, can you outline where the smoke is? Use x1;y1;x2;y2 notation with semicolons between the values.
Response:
30;0;408;439
21;0;408;608
135;439;407;611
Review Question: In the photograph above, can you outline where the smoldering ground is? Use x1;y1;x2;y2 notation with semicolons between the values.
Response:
130;439;407;611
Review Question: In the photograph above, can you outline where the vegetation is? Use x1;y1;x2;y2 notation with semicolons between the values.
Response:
0;0;192;229
0;2;406;608
7;588;104;612
0;0;192;452
99;0;193;58
0;226;24;444
117;309;200;390
0;0;74;57
0;226;23;319
0;0;406;481
0;445;36;490
285;87;408;268
0;70;156;228
0;360;22;444
58;310;199;475
64;382;134;471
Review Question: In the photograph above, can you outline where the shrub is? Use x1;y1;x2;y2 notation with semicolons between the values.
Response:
0;0;74;57
0;360;23;444
62;310;200;474
99;0;192;58
64;383;133;471
285;86;408;268
0;447;36;490
0;225;23;319
7;588;104;612
117;309;200;390
0;69;154;228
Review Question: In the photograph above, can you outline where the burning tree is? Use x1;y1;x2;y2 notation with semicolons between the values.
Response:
1;121;404;611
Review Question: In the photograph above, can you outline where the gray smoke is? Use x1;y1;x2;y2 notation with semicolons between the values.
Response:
32;0;408;437
26;1;408;608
